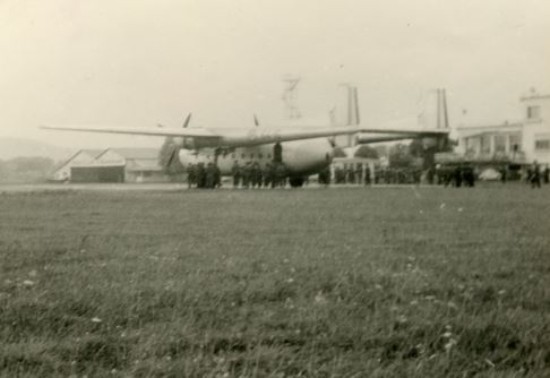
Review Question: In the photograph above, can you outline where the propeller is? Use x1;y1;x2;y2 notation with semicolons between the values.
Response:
165;145;178;168
183;113;192;128
159;113;191;171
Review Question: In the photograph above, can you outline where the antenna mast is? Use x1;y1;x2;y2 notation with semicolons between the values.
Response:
282;75;301;120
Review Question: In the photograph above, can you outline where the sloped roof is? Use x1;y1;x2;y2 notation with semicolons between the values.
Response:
107;148;160;160
54;148;108;170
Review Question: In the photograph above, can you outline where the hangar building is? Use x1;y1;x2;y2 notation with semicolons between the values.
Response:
52;148;168;183
455;91;550;166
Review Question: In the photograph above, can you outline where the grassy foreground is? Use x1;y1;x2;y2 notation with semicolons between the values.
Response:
0;186;549;377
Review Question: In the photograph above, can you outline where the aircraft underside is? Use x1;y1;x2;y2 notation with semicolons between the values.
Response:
178;138;333;186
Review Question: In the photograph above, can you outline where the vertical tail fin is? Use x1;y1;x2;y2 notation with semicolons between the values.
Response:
331;85;361;148
436;89;449;130
418;88;450;130
346;86;360;126
345;86;361;147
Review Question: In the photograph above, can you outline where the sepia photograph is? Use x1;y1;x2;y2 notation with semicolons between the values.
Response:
0;1;549;376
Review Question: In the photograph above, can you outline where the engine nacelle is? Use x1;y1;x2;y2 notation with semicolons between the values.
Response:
421;136;439;149
181;137;196;150
177;149;199;167
421;135;456;151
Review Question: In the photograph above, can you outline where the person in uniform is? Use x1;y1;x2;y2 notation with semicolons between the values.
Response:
453;165;463;187
531;161;541;188
275;163;287;187
355;164;363;185
186;163;197;188
543;165;549;184
231;161;241;188
242;162;251;188
463;164;475;187
251;162;261;188
205;162;216;189
500;165;507;184
214;164;222;188
273;142;283;163
196;163;206;189
364;165;371;185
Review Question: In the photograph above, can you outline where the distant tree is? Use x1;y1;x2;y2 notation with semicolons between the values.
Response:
354;145;378;159
409;138;424;157
388;144;414;168
10;157;54;173
373;145;388;158
0;160;6;179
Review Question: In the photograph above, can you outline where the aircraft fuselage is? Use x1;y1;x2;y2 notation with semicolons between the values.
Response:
178;138;333;177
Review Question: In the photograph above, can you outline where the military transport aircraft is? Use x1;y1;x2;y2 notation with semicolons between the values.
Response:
41;87;451;187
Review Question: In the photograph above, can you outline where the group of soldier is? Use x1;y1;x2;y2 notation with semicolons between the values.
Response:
185;160;290;189
436;164;476;188
525;161;549;188
332;165;426;185
231;161;288;188
186;162;221;189
184;158;549;190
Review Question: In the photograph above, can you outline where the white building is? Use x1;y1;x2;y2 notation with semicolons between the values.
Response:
456;92;550;166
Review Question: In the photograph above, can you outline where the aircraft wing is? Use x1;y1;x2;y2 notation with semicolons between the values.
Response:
40;124;362;148
356;128;449;136
41;124;448;148
40;125;221;139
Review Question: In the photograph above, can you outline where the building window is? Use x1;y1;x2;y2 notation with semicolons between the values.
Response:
535;139;550;151
494;134;506;153
258;153;263;159
509;133;522;152
480;135;491;155
527;105;541;120
241;153;245;159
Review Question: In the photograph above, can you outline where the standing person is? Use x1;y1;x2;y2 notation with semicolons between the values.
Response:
543;165;550;184
205;162;216;189
251;162;261;188
347;166;355;184
273;142;283;163
355;164;363;185
186;163;197;188
214;164;222;188
264;162;273;188
242;162;251;188
500;165;507;184
364;165;371;186
531;161;541;189
275;163;287;188
196;163;206;189
464;164;475;187
453;165;463;187
256;162;263;187
525;167;533;184
231;161;241;188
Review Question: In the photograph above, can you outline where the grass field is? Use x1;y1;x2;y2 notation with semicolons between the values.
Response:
1;185;549;377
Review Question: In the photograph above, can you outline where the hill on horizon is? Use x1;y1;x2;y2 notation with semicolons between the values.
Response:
0;137;75;161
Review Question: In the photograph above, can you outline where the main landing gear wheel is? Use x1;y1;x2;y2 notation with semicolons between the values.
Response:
289;177;305;188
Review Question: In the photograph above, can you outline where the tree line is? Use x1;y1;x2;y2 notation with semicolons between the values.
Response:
0;157;55;183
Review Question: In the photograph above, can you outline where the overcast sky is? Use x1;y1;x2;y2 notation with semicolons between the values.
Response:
0;0;548;148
